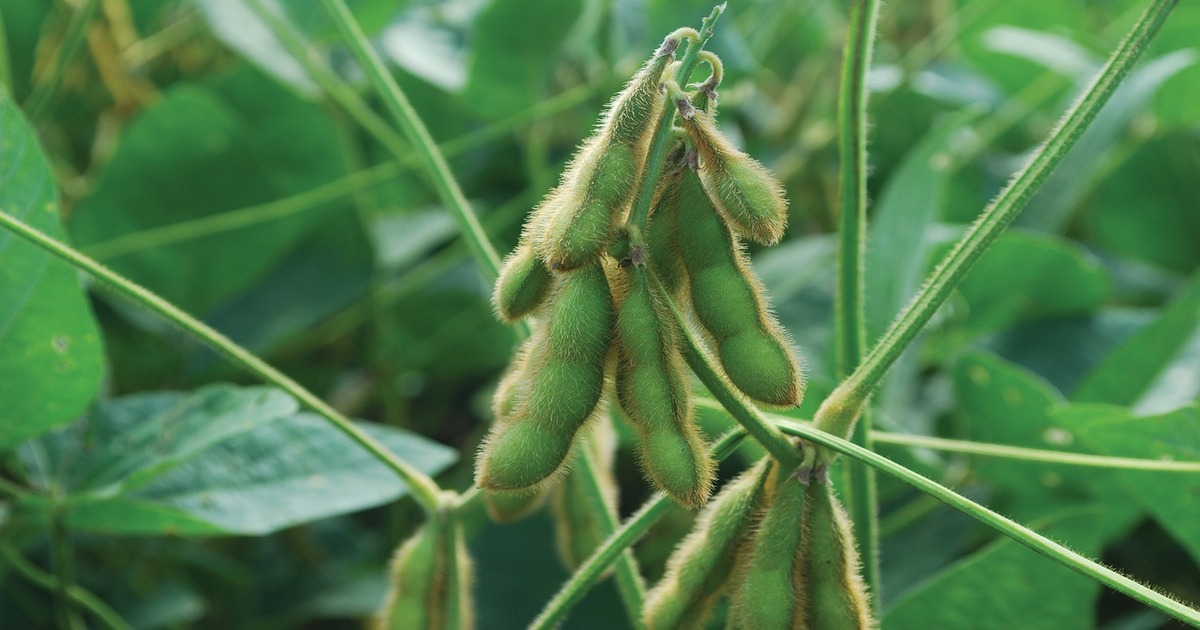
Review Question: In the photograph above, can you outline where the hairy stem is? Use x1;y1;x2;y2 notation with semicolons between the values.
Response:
835;0;883;607
814;0;1180;443
0;543;133;630
0;210;445;514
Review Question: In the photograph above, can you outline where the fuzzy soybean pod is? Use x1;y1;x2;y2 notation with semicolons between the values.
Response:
731;464;807;630
674;165;804;408
477;260;615;491
616;264;713;508
376;516;475;630
539;43;674;271
550;416;619;570
494;242;553;322
643;458;771;630
681;109;788;245
801;482;876;630
646;172;687;298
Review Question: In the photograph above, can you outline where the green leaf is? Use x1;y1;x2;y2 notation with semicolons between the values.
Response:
69;65;352;316
0;91;104;452
883;510;1106;630
1087;134;1200;275
461;0;583;120
1077;404;1200;564
928;231;1111;356
16;386;458;535
1074;272;1200;405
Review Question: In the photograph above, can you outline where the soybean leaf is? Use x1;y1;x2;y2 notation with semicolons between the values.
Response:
69;65;351;316
927;230;1111;357
1074;271;1200;405
953;351;1140;533
1077;405;1200;564
1087;134;1200;275
16;386;457;535
192;0;318;94
884;510;1107;630
1148;1;1200;127
0;91;104;452
461;0;583;120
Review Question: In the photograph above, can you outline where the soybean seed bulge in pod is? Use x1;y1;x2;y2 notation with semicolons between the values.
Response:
480;22;804;509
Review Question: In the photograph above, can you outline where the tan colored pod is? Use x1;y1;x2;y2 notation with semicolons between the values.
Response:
681;110;788;246
674;165;804;408
550;416;620;570
376;515;474;630
643;458;771;630
801;482;876;630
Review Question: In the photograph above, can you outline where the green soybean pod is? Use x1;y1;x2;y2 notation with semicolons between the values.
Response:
476;260;615;491
494;243;553;322
376;517;475;630
551;416;619;570
616;264;712;508
802;482;875;630
674;165;804;408
730;465;806;630
643;458;771;630
603;37;674;148
646;171;687;298
682;110;788;246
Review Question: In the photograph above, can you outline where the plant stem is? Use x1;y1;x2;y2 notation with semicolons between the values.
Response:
835;0;882;607
0;543;134;630
50;512;80;630
813;0;1180;442
317;0;501;281
528;429;748;630
871;432;1200;471
773;418;1200;627
0;210;445;515
575;438;646;629
24;0;101;120
623;4;723;235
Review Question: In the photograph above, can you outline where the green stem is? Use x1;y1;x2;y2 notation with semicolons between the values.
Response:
773;418;1200;627
575;438;647;629
528;429;748;630
813;0;1180;441
871;432;1200;471
23;0;100;120
317;0;501;281
245;0;409;159
623;5;723;234
0;210;445;515
835;0;882;607
0;543;134;630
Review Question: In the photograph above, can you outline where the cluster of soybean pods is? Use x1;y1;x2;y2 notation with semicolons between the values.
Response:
377;23;875;630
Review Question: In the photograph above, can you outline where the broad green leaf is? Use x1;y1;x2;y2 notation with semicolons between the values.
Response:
1077;404;1200;564
1149;2;1200;126
461;0;583;120
69;65;351;316
884;510;1106;630
1074;272;1200;405
1087;134;1200;275
958;0;1089;96
16;386;457;535
953;351;1140;533
928;231;1111;356
0;91;104;451
192;0;319;94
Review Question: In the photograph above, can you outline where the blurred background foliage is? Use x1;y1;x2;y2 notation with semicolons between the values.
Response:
0;0;1198;627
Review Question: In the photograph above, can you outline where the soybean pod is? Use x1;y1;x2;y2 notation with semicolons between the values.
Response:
377;515;474;630
643;459;771;630
646;163;687;298
551;417;620;570
674;161;804;408
616;261;712;508
477;260;615;491
801;482;876;629
730;464;807;630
